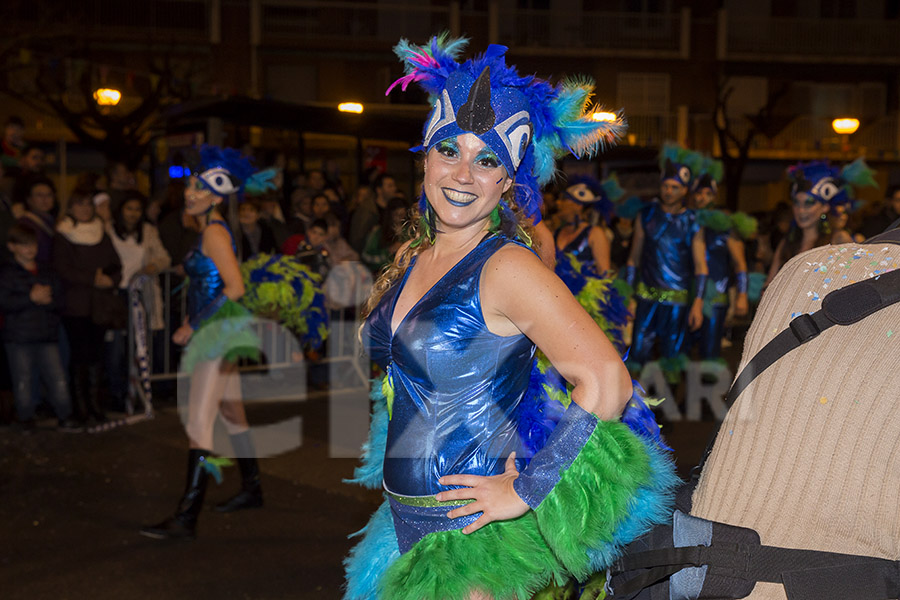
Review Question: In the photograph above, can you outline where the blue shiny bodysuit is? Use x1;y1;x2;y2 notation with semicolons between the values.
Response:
638;202;698;293
362;234;535;499
556;223;593;265
705;227;731;299
630;201;701;367
182;219;235;321
695;225;732;359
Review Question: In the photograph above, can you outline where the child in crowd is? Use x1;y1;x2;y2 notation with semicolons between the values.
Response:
0;225;78;431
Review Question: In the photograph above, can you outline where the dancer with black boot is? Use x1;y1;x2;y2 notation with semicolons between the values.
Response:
140;147;273;540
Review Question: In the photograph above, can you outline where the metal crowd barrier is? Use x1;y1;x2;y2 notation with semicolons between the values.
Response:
125;267;371;411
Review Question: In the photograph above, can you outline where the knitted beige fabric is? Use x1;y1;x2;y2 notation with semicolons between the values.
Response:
691;242;900;599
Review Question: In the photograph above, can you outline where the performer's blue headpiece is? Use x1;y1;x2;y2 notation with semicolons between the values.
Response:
658;143;703;189
787;158;876;212
563;174;624;225
194;146;278;198
386;33;625;222
692;155;724;194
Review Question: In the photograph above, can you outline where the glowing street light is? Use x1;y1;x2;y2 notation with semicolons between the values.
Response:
338;102;364;114
93;88;122;106
832;118;859;135
592;111;618;122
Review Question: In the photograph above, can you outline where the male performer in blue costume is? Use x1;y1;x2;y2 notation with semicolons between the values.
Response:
624;144;708;381
689;156;753;362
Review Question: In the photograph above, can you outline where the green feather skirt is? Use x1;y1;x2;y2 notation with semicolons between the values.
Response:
364;420;677;600
180;299;261;373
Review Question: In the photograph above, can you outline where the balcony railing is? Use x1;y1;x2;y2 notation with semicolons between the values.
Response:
722;12;900;63
699;115;900;160
4;0;211;40
257;1;688;58
259;1;452;45
500;9;685;56
622;114;679;148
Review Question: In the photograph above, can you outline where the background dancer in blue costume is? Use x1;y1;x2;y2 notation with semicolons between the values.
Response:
687;156;753;362
766;158;876;287
553;174;630;354
343;35;678;600
141;147;274;540
623;144;708;381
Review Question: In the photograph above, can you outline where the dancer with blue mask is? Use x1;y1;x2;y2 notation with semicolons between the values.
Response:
554;174;630;354
344;35;678;600
767;158;876;287
623;144;708;381
141;147;275;540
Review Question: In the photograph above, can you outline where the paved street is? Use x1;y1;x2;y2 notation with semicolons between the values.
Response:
0;378;719;600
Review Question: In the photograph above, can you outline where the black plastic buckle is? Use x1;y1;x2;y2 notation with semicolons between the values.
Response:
789;313;820;343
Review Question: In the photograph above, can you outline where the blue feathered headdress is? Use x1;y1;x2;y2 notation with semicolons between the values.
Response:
194;146;277;198
386;33;626;222
659;143;704;188
615;195;645;220
692;155;724;194
563;173;624;225
787;158;876;212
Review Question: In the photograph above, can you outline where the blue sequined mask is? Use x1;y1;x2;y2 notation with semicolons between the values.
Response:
421;66;533;177
661;159;692;187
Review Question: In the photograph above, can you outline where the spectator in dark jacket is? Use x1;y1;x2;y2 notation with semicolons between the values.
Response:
17;176;57;266
53;191;122;423
0;225;77;430
237;198;278;260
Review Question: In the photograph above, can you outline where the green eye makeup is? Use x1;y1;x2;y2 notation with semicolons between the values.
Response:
437;139;459;155
475;148;500;168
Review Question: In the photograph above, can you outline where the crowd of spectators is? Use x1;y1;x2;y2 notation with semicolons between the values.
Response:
0;117;416;430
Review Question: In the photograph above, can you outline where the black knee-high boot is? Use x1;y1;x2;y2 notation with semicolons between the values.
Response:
215;431;263;513
140;449;210;540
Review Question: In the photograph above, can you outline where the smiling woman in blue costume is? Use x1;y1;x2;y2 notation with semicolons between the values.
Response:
141;147;274;540
343;35;679;600
766;158;876;287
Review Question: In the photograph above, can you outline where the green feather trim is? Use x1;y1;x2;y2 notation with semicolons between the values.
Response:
611;278;633;304
658;353;689;384
537;352;573;408
600;173;625;204
695;208;731;232
383;365;396;420
659;143;704;176
703;156;724;183
576;277;627;350
239;254;329;345
730;211;758;240
839;157;877;190
489;205;501;232
378;421;656;598
201;456;234;484
531;420;651;579
181;300;261;373
379;510;566;600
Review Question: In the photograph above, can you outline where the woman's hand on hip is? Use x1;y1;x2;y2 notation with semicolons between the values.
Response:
435;453;529;534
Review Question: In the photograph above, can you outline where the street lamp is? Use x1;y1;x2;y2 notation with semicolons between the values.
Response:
338;102;364;114
93;88;122;106
832;118;859;154
592;111;617;122
832;118;859;135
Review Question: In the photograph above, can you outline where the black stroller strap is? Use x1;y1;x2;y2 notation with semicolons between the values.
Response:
613;543;900;600
726;266;900;406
